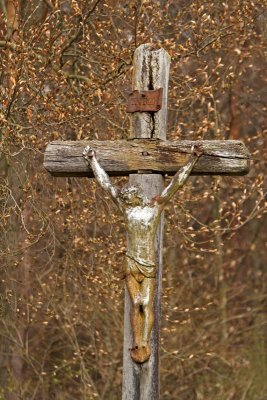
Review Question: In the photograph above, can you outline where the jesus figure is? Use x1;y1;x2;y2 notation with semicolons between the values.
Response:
83;144;203;363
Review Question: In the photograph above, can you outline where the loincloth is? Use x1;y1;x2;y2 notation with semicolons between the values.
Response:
125;252;156;280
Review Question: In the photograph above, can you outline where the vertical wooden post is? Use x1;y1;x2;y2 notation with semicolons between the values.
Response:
122;44;170;400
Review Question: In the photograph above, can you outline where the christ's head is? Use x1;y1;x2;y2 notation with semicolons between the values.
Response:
119;184;147;206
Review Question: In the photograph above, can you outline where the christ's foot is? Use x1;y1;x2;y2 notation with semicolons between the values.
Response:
130;345;150;363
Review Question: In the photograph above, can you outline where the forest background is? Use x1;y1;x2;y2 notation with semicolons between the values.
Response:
0;1;266;399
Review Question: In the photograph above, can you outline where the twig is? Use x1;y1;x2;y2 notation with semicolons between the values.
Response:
196;32;235;56
60;0;103;63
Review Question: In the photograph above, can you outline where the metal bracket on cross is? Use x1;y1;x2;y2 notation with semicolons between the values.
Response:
126;88;163;112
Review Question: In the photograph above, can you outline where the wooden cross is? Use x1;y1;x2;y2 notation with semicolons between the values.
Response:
44;44;250;400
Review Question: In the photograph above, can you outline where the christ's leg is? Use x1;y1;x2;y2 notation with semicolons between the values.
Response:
125;273;144;360
139;277;155;361
126;273;155;363
141;277;155;345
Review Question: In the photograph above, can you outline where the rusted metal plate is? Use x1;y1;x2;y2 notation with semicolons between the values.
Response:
126;88;163;112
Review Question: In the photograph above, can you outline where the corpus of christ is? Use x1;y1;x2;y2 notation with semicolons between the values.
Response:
82;143;204;363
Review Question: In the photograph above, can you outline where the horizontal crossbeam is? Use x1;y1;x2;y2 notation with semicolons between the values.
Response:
44;139;250;177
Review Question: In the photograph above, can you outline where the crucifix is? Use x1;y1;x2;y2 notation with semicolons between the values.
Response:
44;44;250;399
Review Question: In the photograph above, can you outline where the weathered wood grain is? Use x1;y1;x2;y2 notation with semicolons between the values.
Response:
122;44;170;400
123;43;170;400
44;139;250;177
130;44;170;139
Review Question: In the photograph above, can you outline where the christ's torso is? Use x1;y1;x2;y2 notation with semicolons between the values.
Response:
124;205;161;265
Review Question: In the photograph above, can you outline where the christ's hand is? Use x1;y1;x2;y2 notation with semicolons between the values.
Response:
83;145;95;161
191;143;204;158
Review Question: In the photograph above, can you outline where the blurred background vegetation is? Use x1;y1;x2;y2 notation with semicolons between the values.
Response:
0;0;266;399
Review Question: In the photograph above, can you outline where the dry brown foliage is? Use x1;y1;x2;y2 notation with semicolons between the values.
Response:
0;1;266;399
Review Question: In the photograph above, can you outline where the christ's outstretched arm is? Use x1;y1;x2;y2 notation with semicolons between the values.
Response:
156;144;203;207
83;146;121;207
